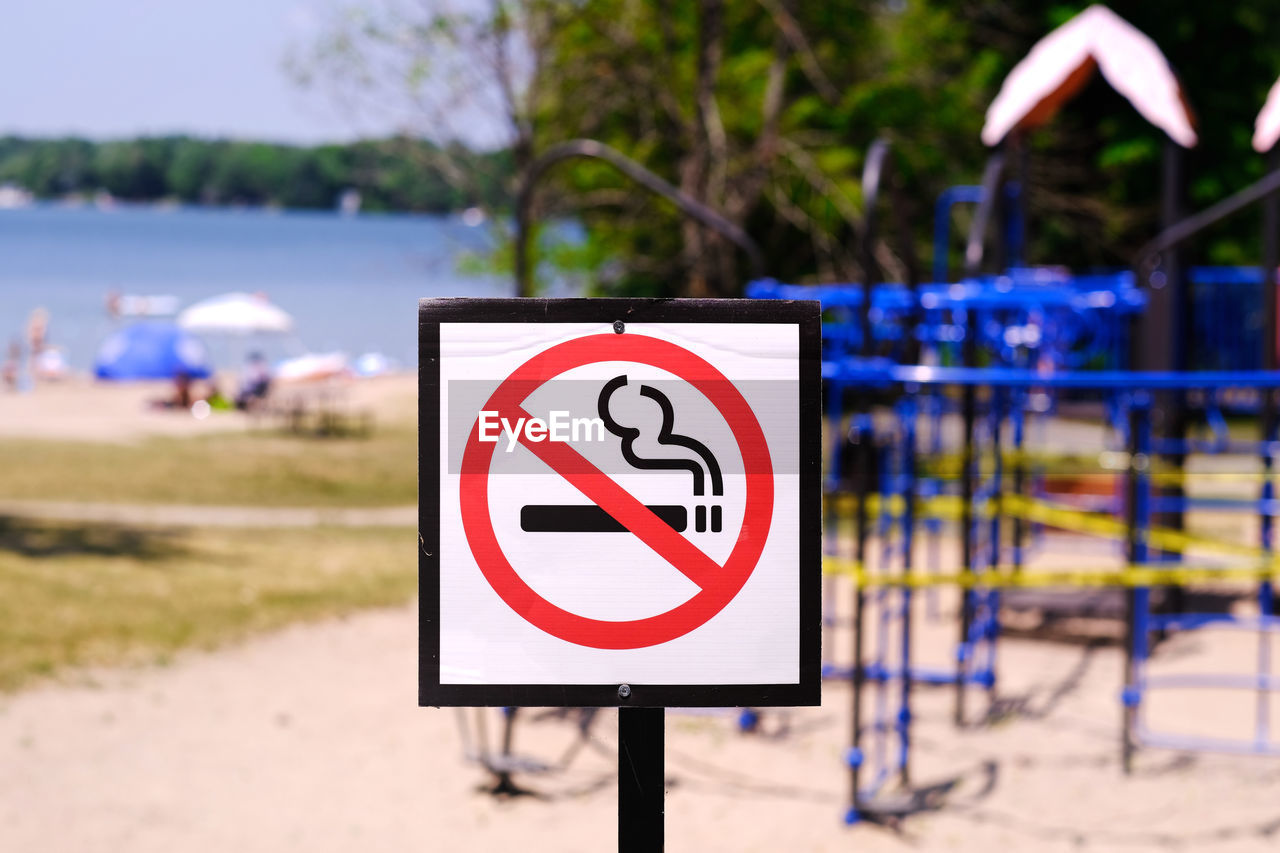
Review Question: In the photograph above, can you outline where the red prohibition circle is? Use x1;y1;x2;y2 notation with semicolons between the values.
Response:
459;333;774;650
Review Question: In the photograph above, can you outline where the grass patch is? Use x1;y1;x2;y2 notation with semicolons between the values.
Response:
0;519;416;691
0;427;418;507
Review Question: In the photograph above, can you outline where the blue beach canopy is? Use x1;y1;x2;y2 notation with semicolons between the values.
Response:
94;323;212;381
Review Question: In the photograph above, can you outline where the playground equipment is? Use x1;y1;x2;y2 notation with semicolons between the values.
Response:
462;4;1280;824
455;705;618;795
756;269;1280;821
761;328;1280;820
745;5;1280;823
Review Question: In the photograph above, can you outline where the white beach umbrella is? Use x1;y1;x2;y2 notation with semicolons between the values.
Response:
177;292;294;335
982;5;1197;148
275;351;350;382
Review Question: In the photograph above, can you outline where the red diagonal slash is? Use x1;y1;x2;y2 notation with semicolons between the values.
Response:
456;332;774;650
503;404;722;591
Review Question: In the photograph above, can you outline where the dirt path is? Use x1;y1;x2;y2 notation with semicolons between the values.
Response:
0;499;415;527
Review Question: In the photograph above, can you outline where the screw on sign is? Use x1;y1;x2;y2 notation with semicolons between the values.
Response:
459;331;774;650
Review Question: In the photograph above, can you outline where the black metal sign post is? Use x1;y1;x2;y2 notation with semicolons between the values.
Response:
418;298;822;851
618;706;664;852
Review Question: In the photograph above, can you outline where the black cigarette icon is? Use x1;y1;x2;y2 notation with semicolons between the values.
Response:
519;504;723;534
518;376;726;535
521;504;688;533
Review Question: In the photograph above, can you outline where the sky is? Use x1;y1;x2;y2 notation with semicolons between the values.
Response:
0;0;401;144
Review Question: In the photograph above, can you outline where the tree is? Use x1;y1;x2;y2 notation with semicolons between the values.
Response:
294;1;928;295
292;1;1280;288
288;0;543;207
525;1;1022;294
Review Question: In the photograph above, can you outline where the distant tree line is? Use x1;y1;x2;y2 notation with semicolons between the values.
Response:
0;136;514;212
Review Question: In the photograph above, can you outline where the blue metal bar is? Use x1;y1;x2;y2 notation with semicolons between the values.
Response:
872;436;895;792
1150;437;1280;455
898;396;917;786
1012;391;1026;571
824;382;846;492
1260;397;1276;749
1135;728;1280;757
955;353;977;727
1123;395;1151;773
1206;391;1229;443
1141;673;1280;691
925;389;944;620
1147;496;1280;514
985;390;1004;708
1190;266;1265;284
873;580;889;785
848;417;873;823
858;663;995;685
861;765;891;800
1259;591;1274;749
749;275;1144;310
933;185;985;283
1149;613;1280;632
1004;182;1024;267
825;363;1280;389
988;390;1004;574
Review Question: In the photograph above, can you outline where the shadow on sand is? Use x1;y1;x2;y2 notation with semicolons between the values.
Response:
0;516;187;561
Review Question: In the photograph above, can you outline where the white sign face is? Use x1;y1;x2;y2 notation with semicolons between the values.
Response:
419;299;820;708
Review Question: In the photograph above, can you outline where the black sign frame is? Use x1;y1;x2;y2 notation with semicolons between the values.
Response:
419;298;821;708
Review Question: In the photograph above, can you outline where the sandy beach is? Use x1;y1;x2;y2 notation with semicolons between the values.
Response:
2;376;1279;851
0;372;419;442
2;587;1280;852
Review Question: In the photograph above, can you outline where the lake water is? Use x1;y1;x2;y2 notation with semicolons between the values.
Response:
0;204;536;372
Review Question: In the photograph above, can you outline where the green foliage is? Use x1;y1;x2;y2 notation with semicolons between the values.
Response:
0;135;514;212
524;0;1280;293
527;0;1004;295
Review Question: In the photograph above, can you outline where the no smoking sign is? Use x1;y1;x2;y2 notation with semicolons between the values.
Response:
420;299;820;708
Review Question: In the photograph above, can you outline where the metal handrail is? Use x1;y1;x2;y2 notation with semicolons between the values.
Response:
513;139;764;297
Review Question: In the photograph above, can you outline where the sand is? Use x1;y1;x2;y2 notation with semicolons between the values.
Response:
0;372;418;442
4;375;1280;850
1;582;1279;852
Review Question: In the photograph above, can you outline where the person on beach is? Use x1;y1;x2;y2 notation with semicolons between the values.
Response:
147;371;196;410
235;352;271;410
172;371;194;409
1;340;19;391
25;308;48;357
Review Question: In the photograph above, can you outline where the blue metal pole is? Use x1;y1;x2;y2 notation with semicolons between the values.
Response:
933;186;984;284
847;415;872;824
926;390;944;619
1258;395;1275;749
1013;388;1026;572
872;442;892;794
1124;394;1152;773
987;389;1004;710
823;383;844;649
898;397;917;786
1260;155;1278;750
955;305;978;728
